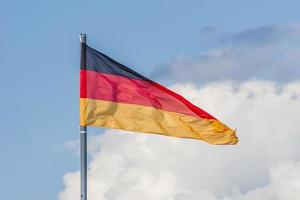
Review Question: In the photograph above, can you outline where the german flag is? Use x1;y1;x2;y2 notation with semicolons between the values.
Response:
80;44;238;145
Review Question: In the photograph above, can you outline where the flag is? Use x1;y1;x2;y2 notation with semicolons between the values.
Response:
80;44;238;145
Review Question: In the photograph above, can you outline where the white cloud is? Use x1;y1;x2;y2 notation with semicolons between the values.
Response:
60;81;300;200
228;161;300;200
152;25;300;84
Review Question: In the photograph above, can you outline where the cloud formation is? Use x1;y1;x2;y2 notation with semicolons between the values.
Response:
152;25;300;84
60;80;300;200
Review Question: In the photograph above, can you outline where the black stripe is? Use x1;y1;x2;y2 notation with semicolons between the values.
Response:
83;44;150;81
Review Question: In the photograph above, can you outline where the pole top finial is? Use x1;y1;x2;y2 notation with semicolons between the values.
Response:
80;33;86;43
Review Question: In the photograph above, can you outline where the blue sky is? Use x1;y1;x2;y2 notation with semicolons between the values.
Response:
1;0;300;199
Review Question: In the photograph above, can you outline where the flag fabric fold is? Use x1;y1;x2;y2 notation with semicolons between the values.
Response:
80;44;238;145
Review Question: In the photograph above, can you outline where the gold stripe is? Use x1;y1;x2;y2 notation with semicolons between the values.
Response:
80;98;238;145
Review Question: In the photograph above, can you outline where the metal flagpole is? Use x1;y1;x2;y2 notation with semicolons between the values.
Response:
80;33;87;200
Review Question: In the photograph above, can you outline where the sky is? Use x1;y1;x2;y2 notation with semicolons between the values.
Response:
1;0;300;200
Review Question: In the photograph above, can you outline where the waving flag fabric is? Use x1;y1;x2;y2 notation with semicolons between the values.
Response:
80;44;238;145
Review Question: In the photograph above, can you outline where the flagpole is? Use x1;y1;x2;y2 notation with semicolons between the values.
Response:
80;33;87;200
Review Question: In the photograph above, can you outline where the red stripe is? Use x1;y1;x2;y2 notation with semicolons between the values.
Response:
80;70;215;119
